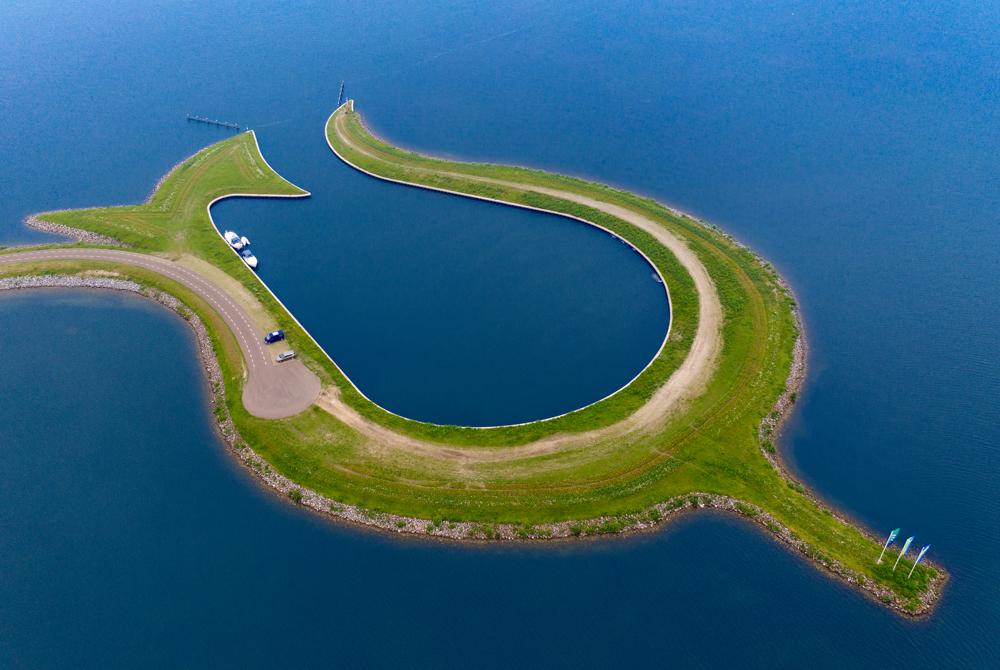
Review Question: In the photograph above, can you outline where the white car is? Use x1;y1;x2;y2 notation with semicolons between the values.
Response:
276;350;296;363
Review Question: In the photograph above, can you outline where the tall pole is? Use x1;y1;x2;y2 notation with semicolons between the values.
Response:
908;545;931;578
877;538;891;564
893;536;914;571
877;528;899;564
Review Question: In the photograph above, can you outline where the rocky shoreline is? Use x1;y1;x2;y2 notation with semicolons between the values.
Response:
163;258;941;617
146;152;197;203
23;214;123;247
1;267;945;619
669;218;947;616
20;144;204;248
0;274;140;292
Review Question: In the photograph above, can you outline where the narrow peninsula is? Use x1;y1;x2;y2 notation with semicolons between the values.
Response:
0;103;945;617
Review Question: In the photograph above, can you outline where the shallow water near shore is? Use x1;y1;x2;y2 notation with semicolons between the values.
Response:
0;291;969;667
2;0;1000;667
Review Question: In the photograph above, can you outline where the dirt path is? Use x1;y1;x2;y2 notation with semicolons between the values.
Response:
316;111;724;462
6;114;724;462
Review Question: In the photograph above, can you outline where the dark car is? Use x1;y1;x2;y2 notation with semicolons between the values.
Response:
264;329;285;344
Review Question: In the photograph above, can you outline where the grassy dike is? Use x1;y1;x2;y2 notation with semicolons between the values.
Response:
2;119;944;615
325;105;944;614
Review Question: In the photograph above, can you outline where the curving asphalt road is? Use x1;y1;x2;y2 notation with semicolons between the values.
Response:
0;248;320;419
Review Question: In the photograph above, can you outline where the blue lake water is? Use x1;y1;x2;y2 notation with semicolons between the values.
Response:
2;1;999;667
212;187;668;426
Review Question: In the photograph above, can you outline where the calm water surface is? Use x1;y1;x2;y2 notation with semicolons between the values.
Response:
1;1;999;667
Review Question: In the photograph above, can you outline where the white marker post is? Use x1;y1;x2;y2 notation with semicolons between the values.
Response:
877;528;900;564
893;536;914;571
908;544;931;578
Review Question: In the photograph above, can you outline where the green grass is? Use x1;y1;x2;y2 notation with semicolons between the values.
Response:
43;133;304;255
1;114;942;614
24;133;337;385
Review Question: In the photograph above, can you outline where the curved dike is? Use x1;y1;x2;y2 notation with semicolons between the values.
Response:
211;147;670;426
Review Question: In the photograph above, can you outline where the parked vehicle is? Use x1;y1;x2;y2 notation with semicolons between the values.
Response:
264;329;285;344
276;350;296;363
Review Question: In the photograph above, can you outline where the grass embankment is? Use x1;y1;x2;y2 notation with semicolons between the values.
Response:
4;116;941;613
25;133;324;378
323;106;941;611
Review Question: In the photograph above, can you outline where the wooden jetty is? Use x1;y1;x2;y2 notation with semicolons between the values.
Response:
186;114;241;130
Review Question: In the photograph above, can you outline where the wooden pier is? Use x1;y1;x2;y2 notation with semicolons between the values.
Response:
186;114;241;130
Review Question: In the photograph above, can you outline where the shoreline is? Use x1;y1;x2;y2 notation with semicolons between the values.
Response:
23;214;123;246
321;105;947;615
0;252;943;618
1;113;946;618
19;146;198;247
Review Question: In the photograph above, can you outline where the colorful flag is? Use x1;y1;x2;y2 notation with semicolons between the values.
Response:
907;544;932;578
877;528;900;564
893;536;914;571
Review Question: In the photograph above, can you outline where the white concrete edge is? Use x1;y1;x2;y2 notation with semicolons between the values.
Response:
322;103;677;431
249;130;311;197
205;130;312;371
210;115;401;415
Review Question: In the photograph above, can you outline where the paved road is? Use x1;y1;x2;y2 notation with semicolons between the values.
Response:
0;248;320;419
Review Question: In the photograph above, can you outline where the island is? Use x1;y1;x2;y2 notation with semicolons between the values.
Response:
0;102;946;617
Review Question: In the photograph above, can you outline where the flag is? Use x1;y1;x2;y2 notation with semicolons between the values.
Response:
907;544;931;578
877;528;900;564
893;536;914;571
